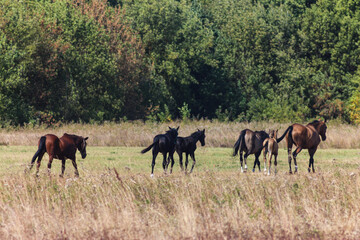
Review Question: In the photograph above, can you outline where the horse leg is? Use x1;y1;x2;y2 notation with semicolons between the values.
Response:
239;151;244;173
267;152;273;176
263;148;267;173
169;153;175;174
59;159;66;177
178;152;184;171
162;153;167;174
287;141;293;174
292;147;302;173
185;153;189;173
189;153;196;173
308;148;317;173
47;155;54;176
151;148;159;177
255;152;261;172
71;159;79;177
244;152;249;172
35;152;45;176
274;154;278;175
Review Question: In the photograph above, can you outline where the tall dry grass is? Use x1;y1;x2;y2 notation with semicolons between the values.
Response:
0;120;359;148
1;170;360;239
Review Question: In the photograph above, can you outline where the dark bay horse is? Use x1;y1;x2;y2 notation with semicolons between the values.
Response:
277;120;327;173
233;129;269;172
28;133;88;177
141;127;179;177
168;129;206;174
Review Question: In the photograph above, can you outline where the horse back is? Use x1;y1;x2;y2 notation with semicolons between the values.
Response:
292;124;320;148
156;134;174;153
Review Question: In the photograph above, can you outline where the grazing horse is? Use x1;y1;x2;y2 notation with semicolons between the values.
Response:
277;120;327;173
168;129;206;174
141;127;179;177
233;129;269;172
262;130;279;175
28;133;88;177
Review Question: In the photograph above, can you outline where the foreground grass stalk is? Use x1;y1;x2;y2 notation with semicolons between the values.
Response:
0;170;360;239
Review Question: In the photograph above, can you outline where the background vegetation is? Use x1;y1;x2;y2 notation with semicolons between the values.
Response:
1;0;360;126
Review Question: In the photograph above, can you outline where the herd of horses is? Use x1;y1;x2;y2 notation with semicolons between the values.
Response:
27;120;327;177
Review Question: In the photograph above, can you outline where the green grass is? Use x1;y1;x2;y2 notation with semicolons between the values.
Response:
3;146;360;176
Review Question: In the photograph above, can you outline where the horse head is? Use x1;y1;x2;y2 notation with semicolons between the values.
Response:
198;129;206;146
310;119;327;141
167;126;179;140
78;136;89;159
318;119;327;141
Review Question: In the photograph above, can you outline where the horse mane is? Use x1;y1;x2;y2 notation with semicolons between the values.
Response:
308;120;321;125
191;131;202;138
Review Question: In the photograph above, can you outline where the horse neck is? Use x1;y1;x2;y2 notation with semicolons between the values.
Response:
308;122;321;133
190;132;201;143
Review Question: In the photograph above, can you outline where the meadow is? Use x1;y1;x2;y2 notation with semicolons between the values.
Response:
0;121;360;239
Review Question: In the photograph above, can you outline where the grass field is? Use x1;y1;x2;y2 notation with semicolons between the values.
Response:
1;144;360;239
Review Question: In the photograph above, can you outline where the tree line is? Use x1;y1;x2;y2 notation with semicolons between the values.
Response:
1;0;360;125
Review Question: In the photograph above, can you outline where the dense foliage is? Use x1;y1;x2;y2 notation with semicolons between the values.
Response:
1;0;360;125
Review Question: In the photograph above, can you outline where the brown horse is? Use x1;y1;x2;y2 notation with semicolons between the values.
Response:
27;133;89;177
277;120;327;173
233;129;269;172
262;130;279;175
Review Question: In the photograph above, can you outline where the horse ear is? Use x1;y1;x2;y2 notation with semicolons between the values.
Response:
324;118;327;123
84;137;88;141
203;129;205;133
169;126;172;130
176;126;180;131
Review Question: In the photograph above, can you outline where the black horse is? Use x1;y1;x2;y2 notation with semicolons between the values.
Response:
141;127;179;177
233;129;269;172
168;129;206;174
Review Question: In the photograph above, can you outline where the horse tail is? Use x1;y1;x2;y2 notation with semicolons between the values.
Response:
233;130;246;156
277;126;293;143
31;136;46;162
141;141;156;154
263;138;269;149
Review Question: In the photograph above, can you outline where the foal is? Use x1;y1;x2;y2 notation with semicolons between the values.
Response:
168;129;206;174
263;130;278;175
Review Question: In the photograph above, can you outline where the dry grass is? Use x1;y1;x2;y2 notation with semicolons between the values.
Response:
0;120;359;148
1;170;360;239
0;145;360;239
1;121;360;239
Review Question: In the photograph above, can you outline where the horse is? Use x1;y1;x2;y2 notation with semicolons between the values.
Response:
27;133;88;177
141;127;179;177
168;129;206;174
262;130;279;175
277;119;327;173
233;129;269;172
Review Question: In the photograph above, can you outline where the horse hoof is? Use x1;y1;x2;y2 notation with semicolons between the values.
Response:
289;171;293;174
308;168;311;173
252;169;255;173
59;174;64;178
150;174;154;178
